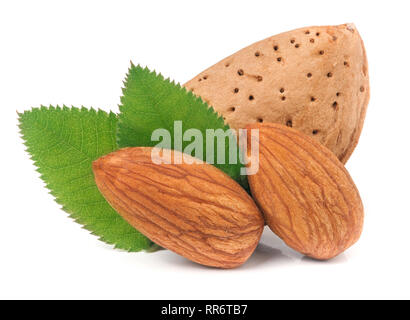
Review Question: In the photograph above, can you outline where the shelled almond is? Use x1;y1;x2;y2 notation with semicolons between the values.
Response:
93;147;265;268
246;123;364;259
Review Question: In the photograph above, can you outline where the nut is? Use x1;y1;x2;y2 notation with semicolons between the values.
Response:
93;147;264;268
247;123;364;260
184;23;370;164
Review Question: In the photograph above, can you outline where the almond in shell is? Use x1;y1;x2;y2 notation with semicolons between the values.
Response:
185;23;370;164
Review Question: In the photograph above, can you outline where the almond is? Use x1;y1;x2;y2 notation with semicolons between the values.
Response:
247;123;364;260
184;23;370;164
92;147;264;268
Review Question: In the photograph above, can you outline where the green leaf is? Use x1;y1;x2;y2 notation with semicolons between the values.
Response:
18;106;157;252
117;64;248;189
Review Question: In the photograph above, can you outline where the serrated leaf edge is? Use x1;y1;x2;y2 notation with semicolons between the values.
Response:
18;105;158;252
117;63;232;147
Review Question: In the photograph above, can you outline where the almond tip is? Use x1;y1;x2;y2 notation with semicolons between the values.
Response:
92;158;101;173
345;23;357;32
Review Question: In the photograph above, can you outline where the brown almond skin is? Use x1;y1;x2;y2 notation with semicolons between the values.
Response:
93;147;264;269
247;123;364;260
184;24;370;164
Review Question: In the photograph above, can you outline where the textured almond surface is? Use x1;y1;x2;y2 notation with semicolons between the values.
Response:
247;123;364;260
184;24;370;164
93;147;264;268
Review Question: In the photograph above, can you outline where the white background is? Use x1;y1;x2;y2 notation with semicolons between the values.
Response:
1;0;409;300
